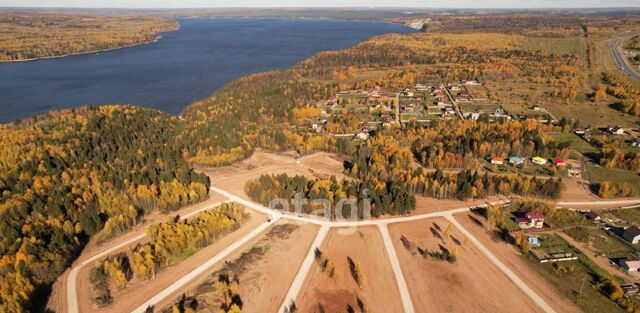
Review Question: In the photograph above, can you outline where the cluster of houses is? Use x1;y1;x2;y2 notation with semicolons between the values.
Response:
582;210;640;273
489;156;566;167
575;126;640;149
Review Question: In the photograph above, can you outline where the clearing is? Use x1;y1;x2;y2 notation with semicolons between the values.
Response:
295;226;404;313
389;217;546;313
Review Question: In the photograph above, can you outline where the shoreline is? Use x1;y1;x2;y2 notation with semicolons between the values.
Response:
0;24;180;64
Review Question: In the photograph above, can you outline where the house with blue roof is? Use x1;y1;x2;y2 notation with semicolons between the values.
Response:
509;156;524;165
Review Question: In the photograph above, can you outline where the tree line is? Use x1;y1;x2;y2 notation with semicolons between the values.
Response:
90;202;244;304
0;106;209;312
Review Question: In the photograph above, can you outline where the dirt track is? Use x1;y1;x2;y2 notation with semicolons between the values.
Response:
389;217;546;313
295;226;404;313
453;212;581;313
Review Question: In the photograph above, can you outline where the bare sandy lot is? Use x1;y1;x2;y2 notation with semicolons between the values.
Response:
295;226;404;313
205;150;346;199
76;206;268;313
413;195;505;215
560;177;598;202
158;220;319;313
389;217;545;313
46;193;228;313
453;212;580;313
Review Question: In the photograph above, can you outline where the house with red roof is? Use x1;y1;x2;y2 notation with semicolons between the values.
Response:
552;158;566;166
517;211;545;230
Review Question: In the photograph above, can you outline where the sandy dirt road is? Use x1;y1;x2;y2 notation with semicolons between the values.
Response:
454;212;581;313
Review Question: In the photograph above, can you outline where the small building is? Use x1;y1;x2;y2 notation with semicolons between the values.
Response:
618;258;640;272
517;211;545;230
621;284;640;295
584;211;601;222
532;104;542;111
632;138;640;147
491;157;504;165
509;156;524;165
623;226;640;244
532;157;547;165
608;125;625;135
551;158;566;166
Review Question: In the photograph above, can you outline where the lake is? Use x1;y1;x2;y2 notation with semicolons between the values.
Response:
0;18;413;123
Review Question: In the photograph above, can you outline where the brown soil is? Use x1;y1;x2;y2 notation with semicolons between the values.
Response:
453;212;581;313
205;150;346;200
158;221;320;313
76;206;268;313
295;226;404;313
413;195;506;215
389;217;545;313
560;177;598;202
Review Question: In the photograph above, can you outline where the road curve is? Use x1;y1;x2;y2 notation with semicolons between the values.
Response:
66;200;226;313
608;36;640;81
445;214;557;313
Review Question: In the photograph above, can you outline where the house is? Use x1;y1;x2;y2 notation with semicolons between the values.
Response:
608;125;625;135
527;236;541;247
622;284;640;295
353;131;369;141
623;226;640;244
632;138;640;147
584;211;601;222
618;259;640;272
532;157;547;165
551;158;566;166
517;211;545;230
491;157;504;165
509;156;524;165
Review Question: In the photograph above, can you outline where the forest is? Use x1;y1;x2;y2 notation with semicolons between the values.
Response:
0;106;209;312
0;13;177;61
90;202;244;305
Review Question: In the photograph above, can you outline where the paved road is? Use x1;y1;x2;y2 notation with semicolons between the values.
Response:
66;200;226;313
278;224;330;313
378;223;415;313
607;36;640;81
445;214;557;313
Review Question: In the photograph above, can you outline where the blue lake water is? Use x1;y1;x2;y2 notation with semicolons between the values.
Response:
0;18;414;123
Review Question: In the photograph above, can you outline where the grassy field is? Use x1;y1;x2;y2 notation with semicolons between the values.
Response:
563;226;635;259
525;234;625;313
548;132;599;155
608;207;640;226
586;165;640;196
521;37;585;56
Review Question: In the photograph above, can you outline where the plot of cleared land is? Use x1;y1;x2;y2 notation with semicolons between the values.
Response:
158;221;319;313
413;195;504;215
204;150;346;199
76;206;268;313
453;212;581;313
295;226;404;313
389;217;544;313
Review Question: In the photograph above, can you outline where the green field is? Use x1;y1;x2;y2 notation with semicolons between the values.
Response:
586;165;640;197
525;234;625;313
548;132;599;155
608;207;640;226
521;37;584;56
564;226;635;258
